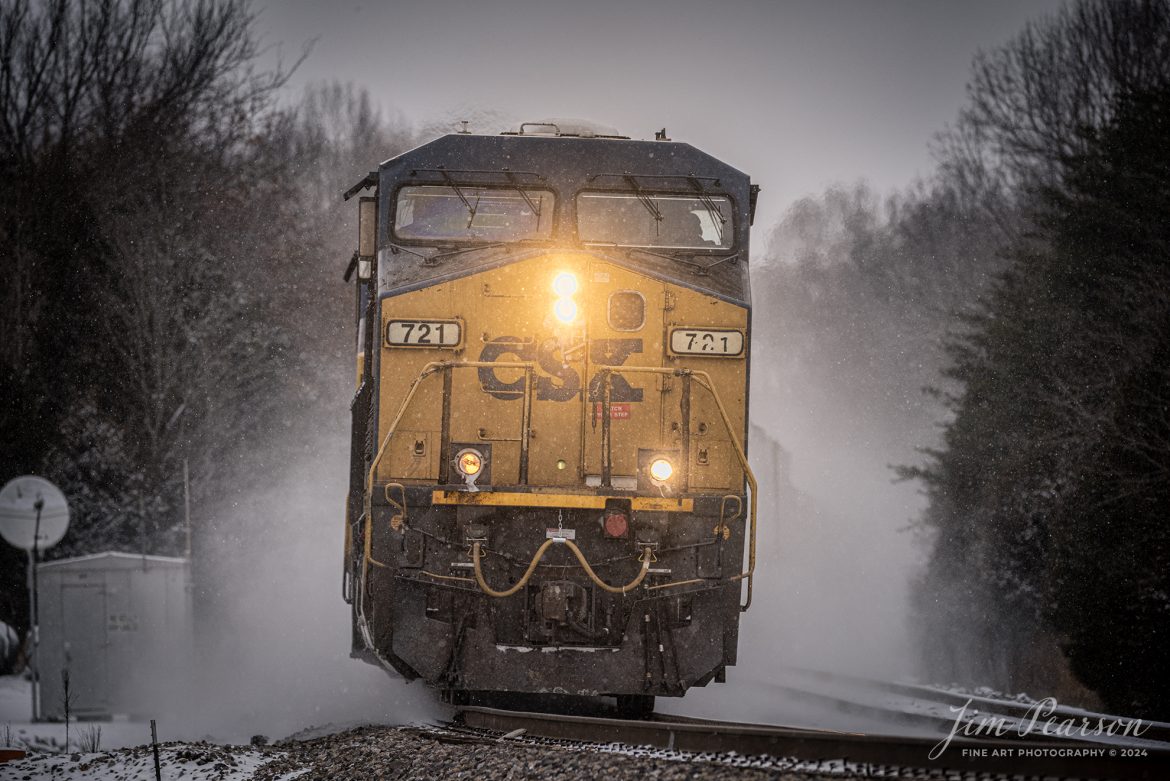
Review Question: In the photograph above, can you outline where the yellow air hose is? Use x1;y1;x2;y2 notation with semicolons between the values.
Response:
472;539;653;598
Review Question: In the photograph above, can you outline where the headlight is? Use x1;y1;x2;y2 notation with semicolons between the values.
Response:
455;448;483;476
552;272;578;297
553;297;577;323
649;458;674;482
552;271;579;324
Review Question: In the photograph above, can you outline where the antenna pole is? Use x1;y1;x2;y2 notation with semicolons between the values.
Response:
183;459;192;560
1;477;70;724
139;493;147;566
29;500;42;722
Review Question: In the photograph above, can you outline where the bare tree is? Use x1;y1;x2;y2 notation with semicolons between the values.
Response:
0;0;304;445
0;0;310;556
0;0;300;170
933;0;1170;242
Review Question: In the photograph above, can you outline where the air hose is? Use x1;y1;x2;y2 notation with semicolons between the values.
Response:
471;539;653;598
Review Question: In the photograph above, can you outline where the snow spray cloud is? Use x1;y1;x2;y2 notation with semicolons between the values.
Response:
169;422;441;743
661;211;940;727
659;400;928;730
744;380;925;683
740;192;958;687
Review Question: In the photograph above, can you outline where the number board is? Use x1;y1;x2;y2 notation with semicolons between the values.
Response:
386;319;462;348
669;328;745;357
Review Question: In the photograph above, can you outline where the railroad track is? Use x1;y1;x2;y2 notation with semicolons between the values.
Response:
759;667;1170;747
452;705;1170;780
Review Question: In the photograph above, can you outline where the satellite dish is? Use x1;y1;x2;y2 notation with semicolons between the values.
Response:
0;476;70;551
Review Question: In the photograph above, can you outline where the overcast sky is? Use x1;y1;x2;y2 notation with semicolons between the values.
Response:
259;0;1066;238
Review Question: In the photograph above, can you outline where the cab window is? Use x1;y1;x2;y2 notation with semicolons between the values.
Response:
394;185;554;242
577;192;734;250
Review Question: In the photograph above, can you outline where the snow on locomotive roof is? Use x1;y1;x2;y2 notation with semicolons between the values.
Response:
500;118;628;139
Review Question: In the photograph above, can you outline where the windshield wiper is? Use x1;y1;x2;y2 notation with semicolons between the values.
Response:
418;167;546;228
504;170;543;220
440;169;478;228
430;241;550;266
609;245;739;276
623;174;664;233
387;243;430;261
688;175;727;245
387;242;524;267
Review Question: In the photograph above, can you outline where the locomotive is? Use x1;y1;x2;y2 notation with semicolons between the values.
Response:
342;120;759;714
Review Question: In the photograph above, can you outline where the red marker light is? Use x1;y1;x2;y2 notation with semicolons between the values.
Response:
603;511;629;539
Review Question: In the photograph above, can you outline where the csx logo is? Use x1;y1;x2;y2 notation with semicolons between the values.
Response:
478;337;644;403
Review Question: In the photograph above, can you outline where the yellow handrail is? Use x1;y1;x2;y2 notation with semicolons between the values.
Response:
472;540;653;597
364;360;537;517
363;360;757;611
694;372;758;612
359;360;531;620
593;365;758;611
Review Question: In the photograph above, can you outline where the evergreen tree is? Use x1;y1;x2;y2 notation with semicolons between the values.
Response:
917;85;1170;716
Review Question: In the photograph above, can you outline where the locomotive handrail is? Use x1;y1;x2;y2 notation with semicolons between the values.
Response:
365;360;538;518
364;360;757;611
361;360;537;621
592;365;758;612
472;539;654;597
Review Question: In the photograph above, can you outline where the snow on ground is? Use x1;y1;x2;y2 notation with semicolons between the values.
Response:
928;683;1038;705
2;673;287;779
1;675;156;754
0;743;275;781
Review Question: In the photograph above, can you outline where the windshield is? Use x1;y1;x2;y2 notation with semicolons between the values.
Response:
394;185;554;242
576;192;734;251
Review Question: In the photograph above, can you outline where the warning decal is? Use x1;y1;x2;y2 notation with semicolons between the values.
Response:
593;402;631;421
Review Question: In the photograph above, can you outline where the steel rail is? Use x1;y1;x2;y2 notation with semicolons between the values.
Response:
457;706;1170;780
775;666;1170;747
